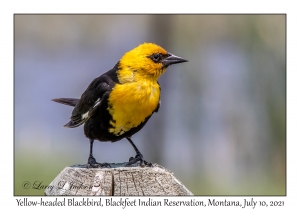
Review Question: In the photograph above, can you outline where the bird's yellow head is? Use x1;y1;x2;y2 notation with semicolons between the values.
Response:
118;43;187;83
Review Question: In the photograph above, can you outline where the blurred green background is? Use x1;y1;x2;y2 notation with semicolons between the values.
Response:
14;15;285;195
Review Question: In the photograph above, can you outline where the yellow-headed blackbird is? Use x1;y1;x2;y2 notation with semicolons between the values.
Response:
53;43;187;168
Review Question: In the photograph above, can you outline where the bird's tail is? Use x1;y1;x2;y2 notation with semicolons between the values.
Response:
52;98;79;107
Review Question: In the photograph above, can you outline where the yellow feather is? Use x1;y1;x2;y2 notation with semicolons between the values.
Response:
108;81;160;135
118;43;168;82
107;43;168;135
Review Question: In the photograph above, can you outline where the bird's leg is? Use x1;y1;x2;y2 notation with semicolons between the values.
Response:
125;137;152;167
86;139;110;168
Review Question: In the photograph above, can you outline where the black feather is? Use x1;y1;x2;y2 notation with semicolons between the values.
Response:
52;98;79;107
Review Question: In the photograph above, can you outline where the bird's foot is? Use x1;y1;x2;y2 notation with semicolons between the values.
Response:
86;156;111;168
126;153;152;167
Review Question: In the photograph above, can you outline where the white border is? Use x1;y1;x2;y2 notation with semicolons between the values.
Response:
2;0;298;209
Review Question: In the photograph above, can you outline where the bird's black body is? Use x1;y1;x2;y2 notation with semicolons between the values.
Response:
54;63;158;143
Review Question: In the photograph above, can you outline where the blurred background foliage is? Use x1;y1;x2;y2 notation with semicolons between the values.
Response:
14;15;285;195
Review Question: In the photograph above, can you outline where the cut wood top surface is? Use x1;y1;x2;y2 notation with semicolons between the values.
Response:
45;163;193;196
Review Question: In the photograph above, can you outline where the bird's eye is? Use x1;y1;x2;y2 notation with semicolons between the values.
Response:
151;53;161;62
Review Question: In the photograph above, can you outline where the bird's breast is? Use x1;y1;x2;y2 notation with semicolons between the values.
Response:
107;81;160;136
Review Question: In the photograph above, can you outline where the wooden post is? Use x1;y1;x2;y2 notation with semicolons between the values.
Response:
45;163;193;196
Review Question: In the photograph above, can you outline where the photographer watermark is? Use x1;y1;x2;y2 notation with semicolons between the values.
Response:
21;180;93;191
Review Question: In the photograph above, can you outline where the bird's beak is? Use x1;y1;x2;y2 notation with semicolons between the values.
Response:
162;53;188;67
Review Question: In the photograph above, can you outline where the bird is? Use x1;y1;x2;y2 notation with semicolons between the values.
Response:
52;42;187;168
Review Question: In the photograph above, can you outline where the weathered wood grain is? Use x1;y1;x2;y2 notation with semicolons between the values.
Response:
45;163;193;196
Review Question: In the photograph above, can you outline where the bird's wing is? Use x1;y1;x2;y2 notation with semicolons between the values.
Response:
64;74;115;128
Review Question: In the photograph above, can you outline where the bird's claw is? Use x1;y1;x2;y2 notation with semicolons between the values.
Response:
86;156;111;168
126;154;152;167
